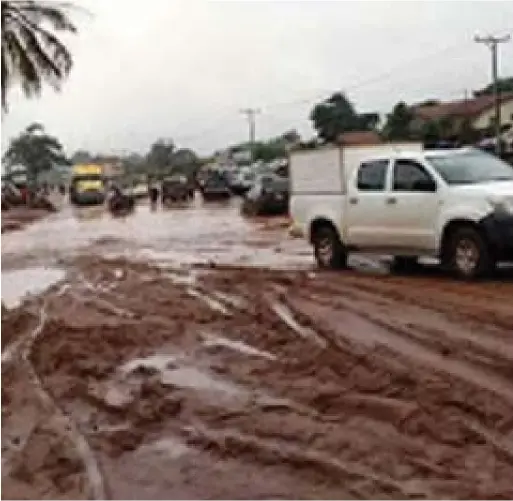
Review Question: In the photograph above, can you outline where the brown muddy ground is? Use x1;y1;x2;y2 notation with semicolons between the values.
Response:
3;252;513;499
1;207;52;233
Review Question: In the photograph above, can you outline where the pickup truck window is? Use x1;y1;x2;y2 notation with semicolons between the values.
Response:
357;160;388;191
393;160;436;192
427;151;513;185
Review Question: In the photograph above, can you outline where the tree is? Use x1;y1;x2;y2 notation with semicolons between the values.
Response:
2;122;70;187
228;130;301;164
474;76;513;97
457;118;480;146
252;140;286;162
70;149;93;164
419;116;456;147
171;148;198;167
280;129;301;145
382;101;414;140
145;138;174;175
1;1;78;112
310;92;379;142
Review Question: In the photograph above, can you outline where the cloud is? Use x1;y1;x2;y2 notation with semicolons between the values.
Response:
2;0;513;156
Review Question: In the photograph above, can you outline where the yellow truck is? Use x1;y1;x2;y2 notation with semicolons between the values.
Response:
70;164;105;205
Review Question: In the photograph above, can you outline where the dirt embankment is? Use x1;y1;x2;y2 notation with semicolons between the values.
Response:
2;257;513;499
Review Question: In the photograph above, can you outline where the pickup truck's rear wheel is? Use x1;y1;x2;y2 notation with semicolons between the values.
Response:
447;226;494;279
313;226;347;269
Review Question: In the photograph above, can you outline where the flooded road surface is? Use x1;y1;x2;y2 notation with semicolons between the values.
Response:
2;200;513;499
2;198;311;272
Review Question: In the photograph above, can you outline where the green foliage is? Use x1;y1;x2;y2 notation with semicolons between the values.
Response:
145;138;175;175
1;1;78;112
252;139;286;162
229;130;301;163
2;122;70;185
310;92;379;142
418;116;456;146
382;101;414;140
474;77;513;97
70;149;93;164
457;118;480;145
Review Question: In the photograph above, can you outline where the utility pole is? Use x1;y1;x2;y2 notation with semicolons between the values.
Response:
240;108;260;162
474;34;511;156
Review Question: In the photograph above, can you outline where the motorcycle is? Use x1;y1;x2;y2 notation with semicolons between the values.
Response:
107;188;135;217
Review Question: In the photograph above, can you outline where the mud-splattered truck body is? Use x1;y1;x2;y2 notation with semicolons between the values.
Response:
70;164;106;205
290;144;513;279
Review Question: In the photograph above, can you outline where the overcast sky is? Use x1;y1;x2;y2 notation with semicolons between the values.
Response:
2;0;513;157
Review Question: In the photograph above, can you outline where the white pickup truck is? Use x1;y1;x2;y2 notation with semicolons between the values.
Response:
289;144;513;279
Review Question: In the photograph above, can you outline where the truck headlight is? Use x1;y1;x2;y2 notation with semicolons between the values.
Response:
488;197;513;215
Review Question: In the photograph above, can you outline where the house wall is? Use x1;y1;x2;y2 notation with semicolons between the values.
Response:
473;99;513;130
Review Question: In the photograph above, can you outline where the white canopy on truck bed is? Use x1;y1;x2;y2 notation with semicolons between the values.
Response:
289;143;423;195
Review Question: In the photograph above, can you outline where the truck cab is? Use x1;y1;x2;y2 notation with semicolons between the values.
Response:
290;146;513;279
70;164;105;205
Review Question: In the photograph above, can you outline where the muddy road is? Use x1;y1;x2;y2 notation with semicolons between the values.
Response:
2;200;513;499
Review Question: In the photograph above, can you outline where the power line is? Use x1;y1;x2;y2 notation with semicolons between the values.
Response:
174;39;475;148
171;29;512;152
474;33;511;156
239;108;261;161
257;38;474;112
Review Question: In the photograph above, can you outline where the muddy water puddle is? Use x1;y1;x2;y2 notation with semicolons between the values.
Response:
1;267;65;308
2;201;313;271
121;353;246;401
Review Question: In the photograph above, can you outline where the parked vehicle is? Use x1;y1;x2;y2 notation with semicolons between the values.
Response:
229;167;256;196
200;171;231;201
1;180;24;207
4;170;29;203
290;145;513;279
131;182;149;199
241;174;289;216
161;175;192;204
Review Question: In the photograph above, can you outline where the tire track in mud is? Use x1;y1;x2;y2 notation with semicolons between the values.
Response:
7;258;513;499
2;291;108;500
181;421;412;498
285;290;513;401
328;273;513;332
292;283;513;382
192;272;513;498
301;273;513;356
269;284;513;470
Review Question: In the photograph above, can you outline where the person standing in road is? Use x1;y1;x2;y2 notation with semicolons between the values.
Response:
148;177;159;210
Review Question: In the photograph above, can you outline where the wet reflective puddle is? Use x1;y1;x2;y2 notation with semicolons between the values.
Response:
1;267;65;308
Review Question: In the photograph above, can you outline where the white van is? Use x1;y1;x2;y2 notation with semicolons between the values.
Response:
289;145;513;279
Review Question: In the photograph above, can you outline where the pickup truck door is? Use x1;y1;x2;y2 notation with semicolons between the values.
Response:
384;158;440;251
345;159;392;248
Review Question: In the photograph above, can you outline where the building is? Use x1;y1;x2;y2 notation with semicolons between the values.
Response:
411;93;513;139
337;131;383;146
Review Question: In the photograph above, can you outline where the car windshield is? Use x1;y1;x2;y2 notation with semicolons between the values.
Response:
73;174;102;182
427;151;513;185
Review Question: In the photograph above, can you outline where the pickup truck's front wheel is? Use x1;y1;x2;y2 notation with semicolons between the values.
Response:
447;226;494;279
312;226;347;269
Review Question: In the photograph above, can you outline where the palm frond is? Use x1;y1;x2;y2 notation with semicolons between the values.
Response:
1;0;77;112
14;1;77;32
3;29;41;97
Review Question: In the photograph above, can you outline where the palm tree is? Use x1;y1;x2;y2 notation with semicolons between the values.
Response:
1;1;77;112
